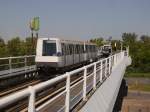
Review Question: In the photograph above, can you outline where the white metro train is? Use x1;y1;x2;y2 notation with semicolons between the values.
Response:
35;38;98;71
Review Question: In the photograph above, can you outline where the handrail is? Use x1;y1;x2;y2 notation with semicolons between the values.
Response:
0;51;127;112
0;55;35;60
0;55;35;74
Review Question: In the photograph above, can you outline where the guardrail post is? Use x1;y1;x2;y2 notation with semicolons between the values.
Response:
28;86;35;112
116;54;117;65
100;60;103;82
65;72;70;112
127;46;129;57
83;66;87;101
9;57;12;73
113;55;115;66
109;57;111;74
115;54;117;65
93;63;96;90
25;56;27;72
105;59;107;77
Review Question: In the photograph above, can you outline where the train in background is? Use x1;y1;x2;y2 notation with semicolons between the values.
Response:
100;44;112;57
35;38;112;73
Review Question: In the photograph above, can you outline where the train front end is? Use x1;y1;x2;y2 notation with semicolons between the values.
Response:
35;38;62;69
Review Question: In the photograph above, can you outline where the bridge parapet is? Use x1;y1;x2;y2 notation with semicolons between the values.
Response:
0;51;130;112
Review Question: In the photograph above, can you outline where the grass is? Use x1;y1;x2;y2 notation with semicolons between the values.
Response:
125;72;150;78
128;84;150;92
125;72;150;92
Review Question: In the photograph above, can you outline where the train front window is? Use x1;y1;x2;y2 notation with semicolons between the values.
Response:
104;46;109;50
43;40;56;56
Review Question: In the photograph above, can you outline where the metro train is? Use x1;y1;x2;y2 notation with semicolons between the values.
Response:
101;44;112;57
35;38;98;72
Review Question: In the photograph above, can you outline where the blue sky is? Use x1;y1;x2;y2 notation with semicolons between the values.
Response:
0;0;150;40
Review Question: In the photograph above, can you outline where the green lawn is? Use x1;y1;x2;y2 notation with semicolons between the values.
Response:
125;72;150;78
129;84;150;92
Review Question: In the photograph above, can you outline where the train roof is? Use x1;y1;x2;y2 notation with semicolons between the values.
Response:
38;37;96;45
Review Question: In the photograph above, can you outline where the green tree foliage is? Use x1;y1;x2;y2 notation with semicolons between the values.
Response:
122;32;137;44
122;33;150;73
25;37;37;55
7;37;23;56
0;37;8;57
0;37;37;57
90;37;104;47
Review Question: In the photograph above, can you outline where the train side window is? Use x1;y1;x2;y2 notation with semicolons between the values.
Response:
79;45;81;53
77;44;79;54
72;44;75;54
69;44;71;55
76;45;78;54
94;46;96;52
80;45;82;53
61;43;65;55
88;45;89;52
92;45;94;52
90;45;91;52
74;44;76;54
85;45;88;52
78;45;80;54
69;44;73;55
82;45;84;53
81;45;83;53
67;44;70;55
64;44;67;55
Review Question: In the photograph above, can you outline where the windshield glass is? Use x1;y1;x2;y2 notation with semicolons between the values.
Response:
104;46;110;50
43;40;56;56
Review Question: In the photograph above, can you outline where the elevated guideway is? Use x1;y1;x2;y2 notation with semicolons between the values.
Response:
0;49;131;112
80;54;131;112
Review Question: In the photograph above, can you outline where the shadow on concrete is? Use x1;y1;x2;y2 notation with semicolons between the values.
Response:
113;79;128;112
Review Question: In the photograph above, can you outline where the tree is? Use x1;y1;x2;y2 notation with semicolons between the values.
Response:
122;32;137;45
90;37;104;47
25;37;37;55
140;35;150;43
7;37;23;56
0;37;7;57
122;33;150;73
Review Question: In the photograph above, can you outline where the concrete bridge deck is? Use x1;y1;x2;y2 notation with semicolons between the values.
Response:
80;56;131;112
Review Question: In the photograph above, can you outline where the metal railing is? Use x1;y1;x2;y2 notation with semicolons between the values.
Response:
0;55;35;74
0;51;127;112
